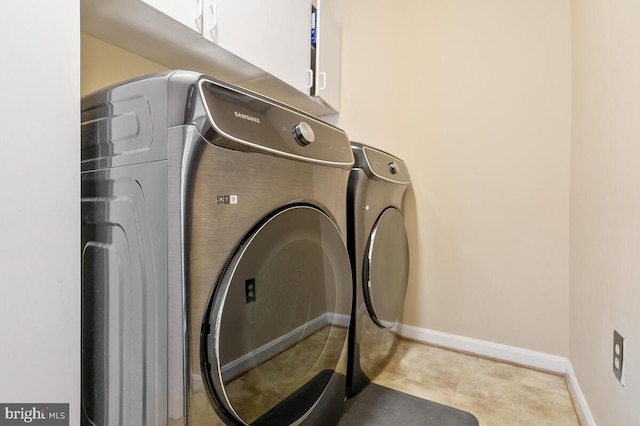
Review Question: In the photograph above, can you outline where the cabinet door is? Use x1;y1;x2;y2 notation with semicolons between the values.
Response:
141;0;202;33
314;0;341;111
202;0;269;71
266;0;313;95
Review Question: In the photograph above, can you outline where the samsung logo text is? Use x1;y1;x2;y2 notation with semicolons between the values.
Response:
234;111;261;123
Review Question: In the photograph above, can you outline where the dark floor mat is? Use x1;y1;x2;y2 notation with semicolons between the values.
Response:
339;383;479;426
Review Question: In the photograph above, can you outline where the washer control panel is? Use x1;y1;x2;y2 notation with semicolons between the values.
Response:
198;79;353;168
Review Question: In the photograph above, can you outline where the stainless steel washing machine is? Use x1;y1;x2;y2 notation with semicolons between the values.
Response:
346;142;411;396
81;71;354;425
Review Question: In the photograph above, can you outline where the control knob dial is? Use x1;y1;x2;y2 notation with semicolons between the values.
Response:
292;122;315;146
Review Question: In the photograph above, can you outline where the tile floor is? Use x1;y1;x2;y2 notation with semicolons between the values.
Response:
375;339;581;426
208;327;581;425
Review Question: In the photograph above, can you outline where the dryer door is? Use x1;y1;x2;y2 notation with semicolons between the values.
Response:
202;205;351;425
363;207;410;329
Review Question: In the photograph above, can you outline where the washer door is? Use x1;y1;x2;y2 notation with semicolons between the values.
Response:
202;205;351;425
363;207;410;329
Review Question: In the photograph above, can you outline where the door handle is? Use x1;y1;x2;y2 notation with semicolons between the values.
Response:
319;71;327;91
194;0;203;33
306;69;314;89
208;2;218;41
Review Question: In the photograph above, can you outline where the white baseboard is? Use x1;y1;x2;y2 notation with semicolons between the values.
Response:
566;362;597;426
393;323;568;373
393;323;596;425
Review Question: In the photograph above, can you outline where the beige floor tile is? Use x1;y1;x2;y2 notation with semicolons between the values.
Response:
373;370;458;406
411;362;462;391
461;357;521;382
453;393;517;425
517;409;581;426
456;370;518;410
376;339;580;426
383;342;473;392
514;383;577;420
514;367;571;395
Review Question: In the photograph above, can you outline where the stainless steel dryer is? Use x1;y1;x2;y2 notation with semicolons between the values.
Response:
81;71;354;425
346;142;411;396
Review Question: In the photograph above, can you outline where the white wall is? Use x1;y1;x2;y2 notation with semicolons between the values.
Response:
571;1;640;424
338;0;572;356
0;1;80;422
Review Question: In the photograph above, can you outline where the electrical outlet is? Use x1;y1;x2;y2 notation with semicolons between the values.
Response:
245;278;256;304
613;330;624;385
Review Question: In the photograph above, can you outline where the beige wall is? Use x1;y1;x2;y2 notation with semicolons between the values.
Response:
338;0;572;356
571;1;640;424
81;33;168;95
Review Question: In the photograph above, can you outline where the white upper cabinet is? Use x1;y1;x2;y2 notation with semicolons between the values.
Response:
202;0;270;72
141;0;202;33
314;0;341;111
202;0;312;96
266;0;313;95
81;0;341;113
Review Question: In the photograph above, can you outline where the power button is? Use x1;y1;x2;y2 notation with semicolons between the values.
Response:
388;161;398;174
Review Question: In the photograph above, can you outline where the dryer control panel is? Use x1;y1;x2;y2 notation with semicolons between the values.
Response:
353;143;411;184
198;79;354;168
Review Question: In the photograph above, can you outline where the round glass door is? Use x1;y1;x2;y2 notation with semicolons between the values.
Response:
202;205;352;425
363;207;410;329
